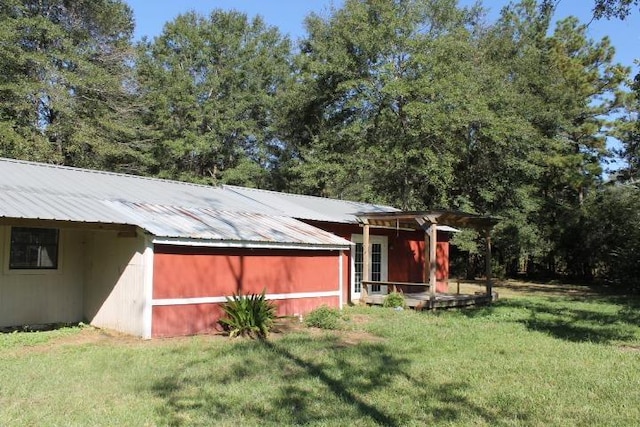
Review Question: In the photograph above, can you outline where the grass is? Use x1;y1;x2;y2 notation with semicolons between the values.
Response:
1;281;640;426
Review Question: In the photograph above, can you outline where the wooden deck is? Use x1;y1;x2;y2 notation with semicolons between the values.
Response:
364;291;497;310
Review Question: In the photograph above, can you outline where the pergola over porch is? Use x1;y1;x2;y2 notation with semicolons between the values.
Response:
356;210;499;309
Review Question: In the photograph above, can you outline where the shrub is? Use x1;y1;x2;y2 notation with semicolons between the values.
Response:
383;291;406;308
219;290;277;338
304;305;341;329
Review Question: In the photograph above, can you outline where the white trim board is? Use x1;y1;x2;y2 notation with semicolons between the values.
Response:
152;290;341;306
152;237;352;251
142;236;154;339
338;250;344;309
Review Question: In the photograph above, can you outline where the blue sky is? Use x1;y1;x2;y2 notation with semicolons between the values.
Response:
127;0;638;72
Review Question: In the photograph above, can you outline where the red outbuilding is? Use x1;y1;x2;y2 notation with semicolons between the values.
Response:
0;159;495;338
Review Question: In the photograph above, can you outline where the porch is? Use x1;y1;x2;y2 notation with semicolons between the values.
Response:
363;282;497;309
356;211;499;309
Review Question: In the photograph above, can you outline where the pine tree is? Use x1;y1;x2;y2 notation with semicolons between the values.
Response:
0;0;146;172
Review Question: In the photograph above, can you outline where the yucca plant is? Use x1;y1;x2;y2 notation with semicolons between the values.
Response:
219;290;277;338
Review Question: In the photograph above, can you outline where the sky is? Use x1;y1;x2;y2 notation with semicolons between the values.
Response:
126;0;639;72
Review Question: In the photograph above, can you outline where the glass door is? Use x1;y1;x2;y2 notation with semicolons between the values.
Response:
351;235;388;301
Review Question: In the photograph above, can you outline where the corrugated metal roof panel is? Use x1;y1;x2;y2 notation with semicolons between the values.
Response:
0;158;396;222
0;158;282;214
223;185;399;223
0;190;130;224
104;201;352;246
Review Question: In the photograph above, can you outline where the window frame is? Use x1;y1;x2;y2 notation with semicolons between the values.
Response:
3;226;63;275
350;234;388;299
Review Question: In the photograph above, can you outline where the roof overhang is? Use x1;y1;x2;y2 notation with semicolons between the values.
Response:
356;210;499;231
0;216;138;233
152;236;352;251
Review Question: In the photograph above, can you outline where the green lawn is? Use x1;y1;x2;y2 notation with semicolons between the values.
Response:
1;282;640;426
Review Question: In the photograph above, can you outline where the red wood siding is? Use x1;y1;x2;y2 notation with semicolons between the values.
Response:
152;304;224;337
152;296;339;338
153;246;338;299
151;246;341;337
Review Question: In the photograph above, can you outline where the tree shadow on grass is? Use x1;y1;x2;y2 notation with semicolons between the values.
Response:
262;338;399;426
455;296;640;344
147;332;508;426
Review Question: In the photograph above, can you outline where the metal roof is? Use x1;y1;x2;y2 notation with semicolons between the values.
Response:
106;201;351;247
0;158;282;214
0;158;400;247
224;185;399;223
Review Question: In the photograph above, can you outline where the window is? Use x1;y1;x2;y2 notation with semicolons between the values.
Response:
9;227;59;270
354;243;363;294
370;243;382;292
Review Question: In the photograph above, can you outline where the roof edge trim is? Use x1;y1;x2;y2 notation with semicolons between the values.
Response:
151;237;353;251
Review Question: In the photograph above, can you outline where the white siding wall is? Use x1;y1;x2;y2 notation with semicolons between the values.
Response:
0;226;85;327
83;231;147;337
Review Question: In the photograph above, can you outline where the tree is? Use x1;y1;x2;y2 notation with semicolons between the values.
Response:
136;10;292;187
540;0;639;19
280;0;500;207
0;0;146;172
482;0;629;274
613;68;640;183
591;0;639;19
580;184;640;289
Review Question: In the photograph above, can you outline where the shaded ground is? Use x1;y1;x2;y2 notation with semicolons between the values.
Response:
452;278;603;298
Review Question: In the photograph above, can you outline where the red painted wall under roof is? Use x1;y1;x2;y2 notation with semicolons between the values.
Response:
153;246;339;299
151;246;342;337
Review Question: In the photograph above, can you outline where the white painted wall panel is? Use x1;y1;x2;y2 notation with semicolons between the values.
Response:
83;231;147;337
0;226;84;327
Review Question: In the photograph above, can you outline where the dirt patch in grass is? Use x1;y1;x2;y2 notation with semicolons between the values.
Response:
271;316;305;334
55;326;130;345
335;329;386;346
347;313;373;326
495;280;601;298
7;327;142;356
619;344;640;353
8;317;384;352
270;315;383;345
6;326;225;357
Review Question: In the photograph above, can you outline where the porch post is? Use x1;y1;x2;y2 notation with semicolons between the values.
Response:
423;231;429;284
429;222;437;297
362;223;371;302
485;229;492;296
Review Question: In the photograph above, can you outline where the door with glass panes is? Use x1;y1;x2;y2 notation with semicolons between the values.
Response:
350;235;388;302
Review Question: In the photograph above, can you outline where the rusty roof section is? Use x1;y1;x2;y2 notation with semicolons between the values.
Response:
106;201;352;247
